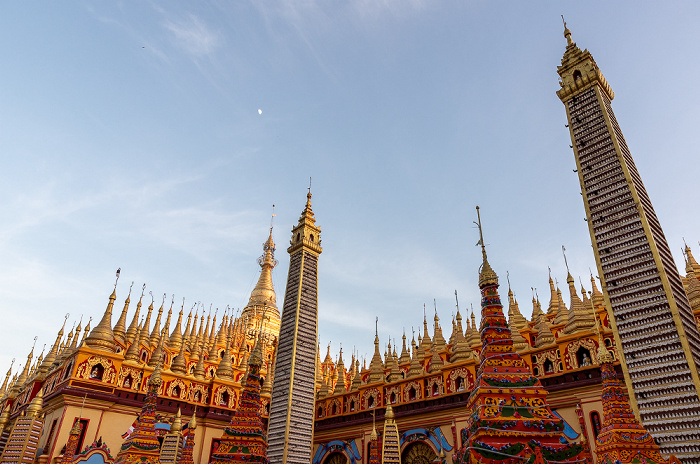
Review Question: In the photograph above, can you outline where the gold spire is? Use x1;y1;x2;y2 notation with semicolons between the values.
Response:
368;318;384;383
139;295;154;350
169;326;188;375
126;284;145;344
507;280;528;330
15;342;35;386
70;318;83;351
534;310;556;348
469;311;480;346
149;294;165;349
428;342;443;373
432;305;447;350
553;287;569;326
85;270;120;352
148;329;167;368
171;408;182;433
333;348;347;394
188;308;199;350
124;320;144;364
546;269;559;317
113;281;133;347
26;387;44;417
399;331;411;365
80;318;91;347
187;407;197;431
149;360;163;388
169;300;185;353
182;310;193;350
215;335;234;381
590;274;604;308
0;360;14;397
40;316;67;372
475;206;498;287
564;271;596;333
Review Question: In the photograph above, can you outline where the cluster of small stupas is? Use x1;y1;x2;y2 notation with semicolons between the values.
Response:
0;225;283;463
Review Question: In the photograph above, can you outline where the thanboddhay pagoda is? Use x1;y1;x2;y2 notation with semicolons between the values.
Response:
1;21;700;464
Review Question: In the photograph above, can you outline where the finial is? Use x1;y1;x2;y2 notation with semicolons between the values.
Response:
423;304;426;321
475;206;486;259
475;206;498;286
140;283;146;301
162;293;166;306
308;177;312;194
128;281;134;298
454;290;459;312
270;204;276;232
562;245;570;273
114;268;121;289
375;317;378;337
507;271;511;290
433;298;437;316
562;15;573;46
535;288;540;301
149;291;154;305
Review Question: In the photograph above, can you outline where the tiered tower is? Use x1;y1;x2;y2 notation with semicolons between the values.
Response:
159;409;184;464
0;389;44;464
380;406;401;464
209;339;268;464
114;363;163;464
267;191;322;464
463;208;585;464
594;341;678;464
556;22;700;459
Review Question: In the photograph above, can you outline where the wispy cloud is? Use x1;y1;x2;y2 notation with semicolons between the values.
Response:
163;14;222;58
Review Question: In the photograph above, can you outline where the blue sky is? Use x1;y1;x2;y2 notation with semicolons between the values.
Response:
1;2;699;370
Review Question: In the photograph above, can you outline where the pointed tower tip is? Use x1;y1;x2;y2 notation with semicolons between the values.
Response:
475;206;498;287
562;15;573;46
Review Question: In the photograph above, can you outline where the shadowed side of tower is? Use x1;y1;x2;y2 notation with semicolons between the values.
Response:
267;192;322;464
556;22;700;461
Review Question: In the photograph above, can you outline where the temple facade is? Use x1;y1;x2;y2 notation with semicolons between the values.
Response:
0;20;699;464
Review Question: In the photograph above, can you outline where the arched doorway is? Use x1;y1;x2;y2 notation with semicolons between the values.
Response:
324;452;348;464
402;441;436;464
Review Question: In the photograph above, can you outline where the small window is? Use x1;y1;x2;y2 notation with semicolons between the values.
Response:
577;347;592;367
221;391;230;407
390;392;396;404
367;396;374;408
408;387;416;401
296;233;301;242
331;402;337;415
573;70;582;81
544;360;554;374
317;406;323;418
310;234;314;242
432;383;439;396
456;377;465;391
349;400;355;412
172;385;181;398
89;364;104;381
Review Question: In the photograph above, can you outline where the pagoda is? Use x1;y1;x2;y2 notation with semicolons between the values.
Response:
595;342;680;464
114;362;163;464
209;337;268;464
461;207;585;464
